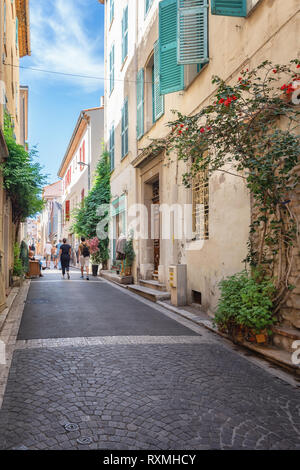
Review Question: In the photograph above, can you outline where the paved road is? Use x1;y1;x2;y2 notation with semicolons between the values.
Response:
0;270;299;450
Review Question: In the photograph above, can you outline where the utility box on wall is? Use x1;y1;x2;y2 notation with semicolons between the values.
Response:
169;264;187;307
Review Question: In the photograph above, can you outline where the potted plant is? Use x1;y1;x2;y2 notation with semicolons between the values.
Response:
88;237;101;277
124;233;135;276
214;270;275;345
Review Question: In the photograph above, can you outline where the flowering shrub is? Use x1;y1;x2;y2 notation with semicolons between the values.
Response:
88;237;101;264
148;59;300;315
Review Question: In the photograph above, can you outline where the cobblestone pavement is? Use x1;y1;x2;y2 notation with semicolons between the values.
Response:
0;271;299;450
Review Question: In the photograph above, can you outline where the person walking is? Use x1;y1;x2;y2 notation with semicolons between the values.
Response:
79;236;90;280
44;240;52;269
56;239;62;269
59;238;71;279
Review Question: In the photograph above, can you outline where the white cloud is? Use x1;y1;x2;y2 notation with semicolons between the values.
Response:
24;0;104;92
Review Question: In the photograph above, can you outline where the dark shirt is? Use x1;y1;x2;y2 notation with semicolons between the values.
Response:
60;244;71;257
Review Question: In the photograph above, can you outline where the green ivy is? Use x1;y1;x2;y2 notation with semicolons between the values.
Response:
13;243;23;277
72;150;111;264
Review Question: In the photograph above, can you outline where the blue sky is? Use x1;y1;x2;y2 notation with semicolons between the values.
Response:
20;0;105;184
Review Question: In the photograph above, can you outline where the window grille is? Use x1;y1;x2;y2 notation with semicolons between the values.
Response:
192;170;209;239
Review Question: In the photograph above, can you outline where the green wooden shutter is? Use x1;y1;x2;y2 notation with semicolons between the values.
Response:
153;40;164;120
177;0;208;65
136;69;144;139
211;0;247;17
15;17;19;49
121;99;128;159
109;45;114;94
122;6;128;63
109;125;115;171
159;0;184;95
4;2;6;45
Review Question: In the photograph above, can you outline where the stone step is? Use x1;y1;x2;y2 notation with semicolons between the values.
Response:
128;284;170;303
272;325;300;353
139;279;167;292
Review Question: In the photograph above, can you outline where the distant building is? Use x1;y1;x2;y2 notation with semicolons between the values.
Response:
58;106;104;246
40;181;63;255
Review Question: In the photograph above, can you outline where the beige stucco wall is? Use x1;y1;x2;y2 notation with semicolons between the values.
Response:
104;0;300;313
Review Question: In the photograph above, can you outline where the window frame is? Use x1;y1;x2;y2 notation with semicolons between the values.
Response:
122;5;128;64
121;98;129;160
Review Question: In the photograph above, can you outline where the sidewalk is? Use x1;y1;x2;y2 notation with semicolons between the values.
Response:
0;281;30;408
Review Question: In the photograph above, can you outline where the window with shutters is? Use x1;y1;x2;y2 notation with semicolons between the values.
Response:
211;0;247;17
177;0;209;65
109;124;115;171
110;0;114;24
4;2;7;47
15;17;18;50
145;0;154;16
153;41;164;120
121;98;128;159
122;6;128;64
192;170;209;240
65;200;70;222
136;69;144;139
158;0;209;95
159;0;184;95
109;44;115;94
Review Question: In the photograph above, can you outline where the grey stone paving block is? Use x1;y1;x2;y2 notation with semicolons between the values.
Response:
0;342;299;450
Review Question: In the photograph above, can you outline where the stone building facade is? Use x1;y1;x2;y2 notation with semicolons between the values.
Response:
0;0;30;311
100;0;299;354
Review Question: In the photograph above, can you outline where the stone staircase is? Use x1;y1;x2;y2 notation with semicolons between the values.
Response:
127;277;170;303
272;323;300;353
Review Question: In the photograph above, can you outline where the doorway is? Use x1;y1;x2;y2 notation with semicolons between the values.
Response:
152;180;160;272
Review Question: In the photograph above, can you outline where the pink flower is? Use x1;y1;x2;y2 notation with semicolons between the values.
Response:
200;128;205;133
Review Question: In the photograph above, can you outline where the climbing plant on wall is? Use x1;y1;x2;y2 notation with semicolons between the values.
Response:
149;59;300;315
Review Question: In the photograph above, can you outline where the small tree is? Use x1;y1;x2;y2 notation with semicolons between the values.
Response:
73;150;111;267
2;113;46;240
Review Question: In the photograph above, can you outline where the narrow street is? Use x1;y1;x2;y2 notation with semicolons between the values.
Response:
0;271;299;450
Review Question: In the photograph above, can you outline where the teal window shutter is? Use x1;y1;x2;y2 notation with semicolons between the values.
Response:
109;125;115;171
15;17;18;49
136;69;144;139
211;0;247;17
153;40;164;120
122;6;128;63
4;2;6;44
159;0;184;95
110;0;114;23
121;98;128;159
177;0;208;65
109;45;114;94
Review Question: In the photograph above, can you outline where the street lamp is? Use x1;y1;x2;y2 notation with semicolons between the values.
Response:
77;161;91;192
